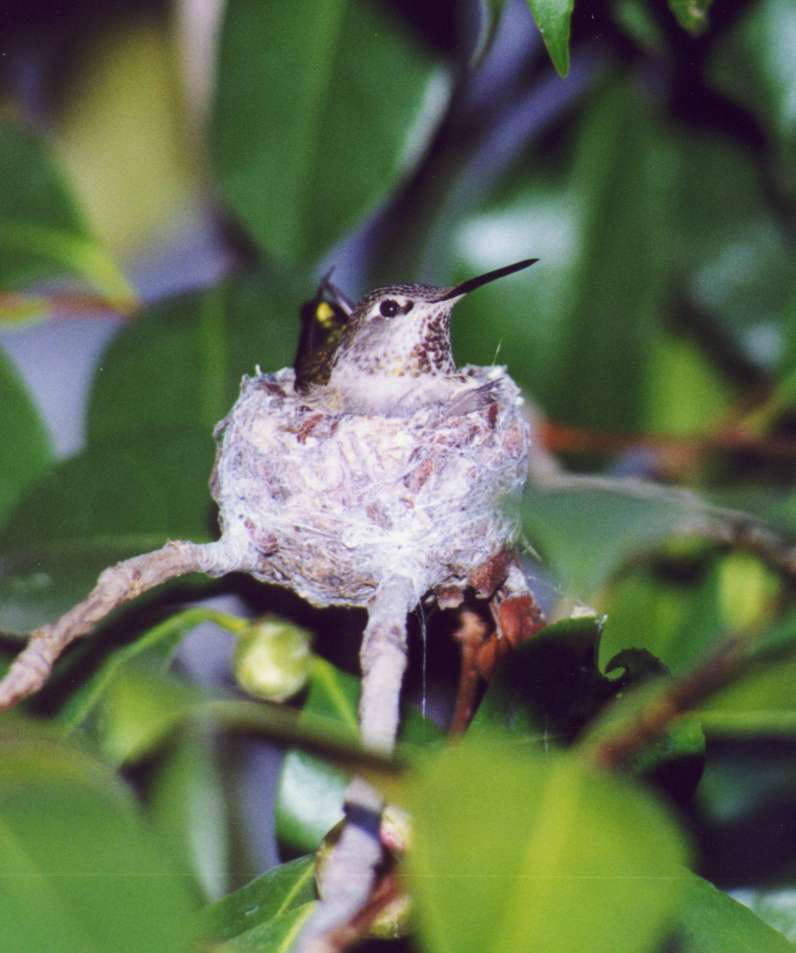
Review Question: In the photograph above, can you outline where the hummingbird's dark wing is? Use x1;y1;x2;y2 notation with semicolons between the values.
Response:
293;271;352;392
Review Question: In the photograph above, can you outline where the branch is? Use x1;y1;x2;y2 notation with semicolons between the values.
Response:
0;539;236;711
293;576;414;953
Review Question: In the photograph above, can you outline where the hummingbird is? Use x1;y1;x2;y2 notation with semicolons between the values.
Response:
304;257;538;416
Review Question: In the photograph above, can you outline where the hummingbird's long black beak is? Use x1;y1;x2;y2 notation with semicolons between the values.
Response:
434;257;539;302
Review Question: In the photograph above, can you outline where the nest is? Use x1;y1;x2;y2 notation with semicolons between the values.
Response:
210;366;530;609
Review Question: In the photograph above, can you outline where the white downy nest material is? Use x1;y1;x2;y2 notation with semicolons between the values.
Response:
210;366;529;609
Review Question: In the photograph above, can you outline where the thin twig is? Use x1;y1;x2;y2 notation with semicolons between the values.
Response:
0;539;235;711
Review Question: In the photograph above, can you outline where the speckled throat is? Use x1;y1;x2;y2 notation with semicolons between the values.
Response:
338;298;455;379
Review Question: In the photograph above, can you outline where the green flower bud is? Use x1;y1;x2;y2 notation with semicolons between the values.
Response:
233;617;313;702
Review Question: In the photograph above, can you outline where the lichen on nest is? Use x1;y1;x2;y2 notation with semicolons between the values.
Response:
210;365;530;610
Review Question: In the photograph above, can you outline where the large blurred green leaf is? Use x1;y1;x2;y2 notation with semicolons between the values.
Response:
677;873;796;952
198;855;315;942
213;0;437;263
88;269;305;444
0;345;53;528
455;80;670;431
527;0;575;76
0;725;196;953
276;657;439;852
521;477;716;598
0;431;214;632
674;133;793;373
407;740;687;953
0;118;133;305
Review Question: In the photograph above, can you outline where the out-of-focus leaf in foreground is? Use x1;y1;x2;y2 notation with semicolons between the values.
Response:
213;0;438;263
0;118;133;307
0;725;196;953
407;740;687;953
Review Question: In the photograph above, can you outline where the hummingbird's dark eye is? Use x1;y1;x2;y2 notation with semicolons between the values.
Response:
379;299;400;318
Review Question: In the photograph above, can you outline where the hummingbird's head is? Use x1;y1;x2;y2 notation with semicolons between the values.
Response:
334;258;539;379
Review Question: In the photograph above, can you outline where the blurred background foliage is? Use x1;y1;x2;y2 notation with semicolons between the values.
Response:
0;0;795;951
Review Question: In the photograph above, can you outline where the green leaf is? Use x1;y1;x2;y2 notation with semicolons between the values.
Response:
222;902;315;953
676;872;796;952
213;0;437;263
198;855;315;942
669;0;714;36
276;657;439;852
674;133;793;373
472;0;508;64
407;740;688;953
0;118;134;306
521;477;715;598
0;431;214;632
454;80;671;432
149;731;230;902
0;724;196;953
730;886;796;946
88;270;306;445
0;345;53;529
697;610;796;736
709;0;796;155
57;607;230;736
527;0;575;77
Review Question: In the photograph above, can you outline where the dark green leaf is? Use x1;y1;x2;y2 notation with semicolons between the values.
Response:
407;740;688;953
470;615;610;745
0;431;214;632
276;657;439;851
198;855;315;941
669;0;714;36
528;0;575;77
0;724;196;953
213;0;437;263
709;0;796;155
88;270;305;444
0;118;133;305
676;872;796;952
0;345;53;528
